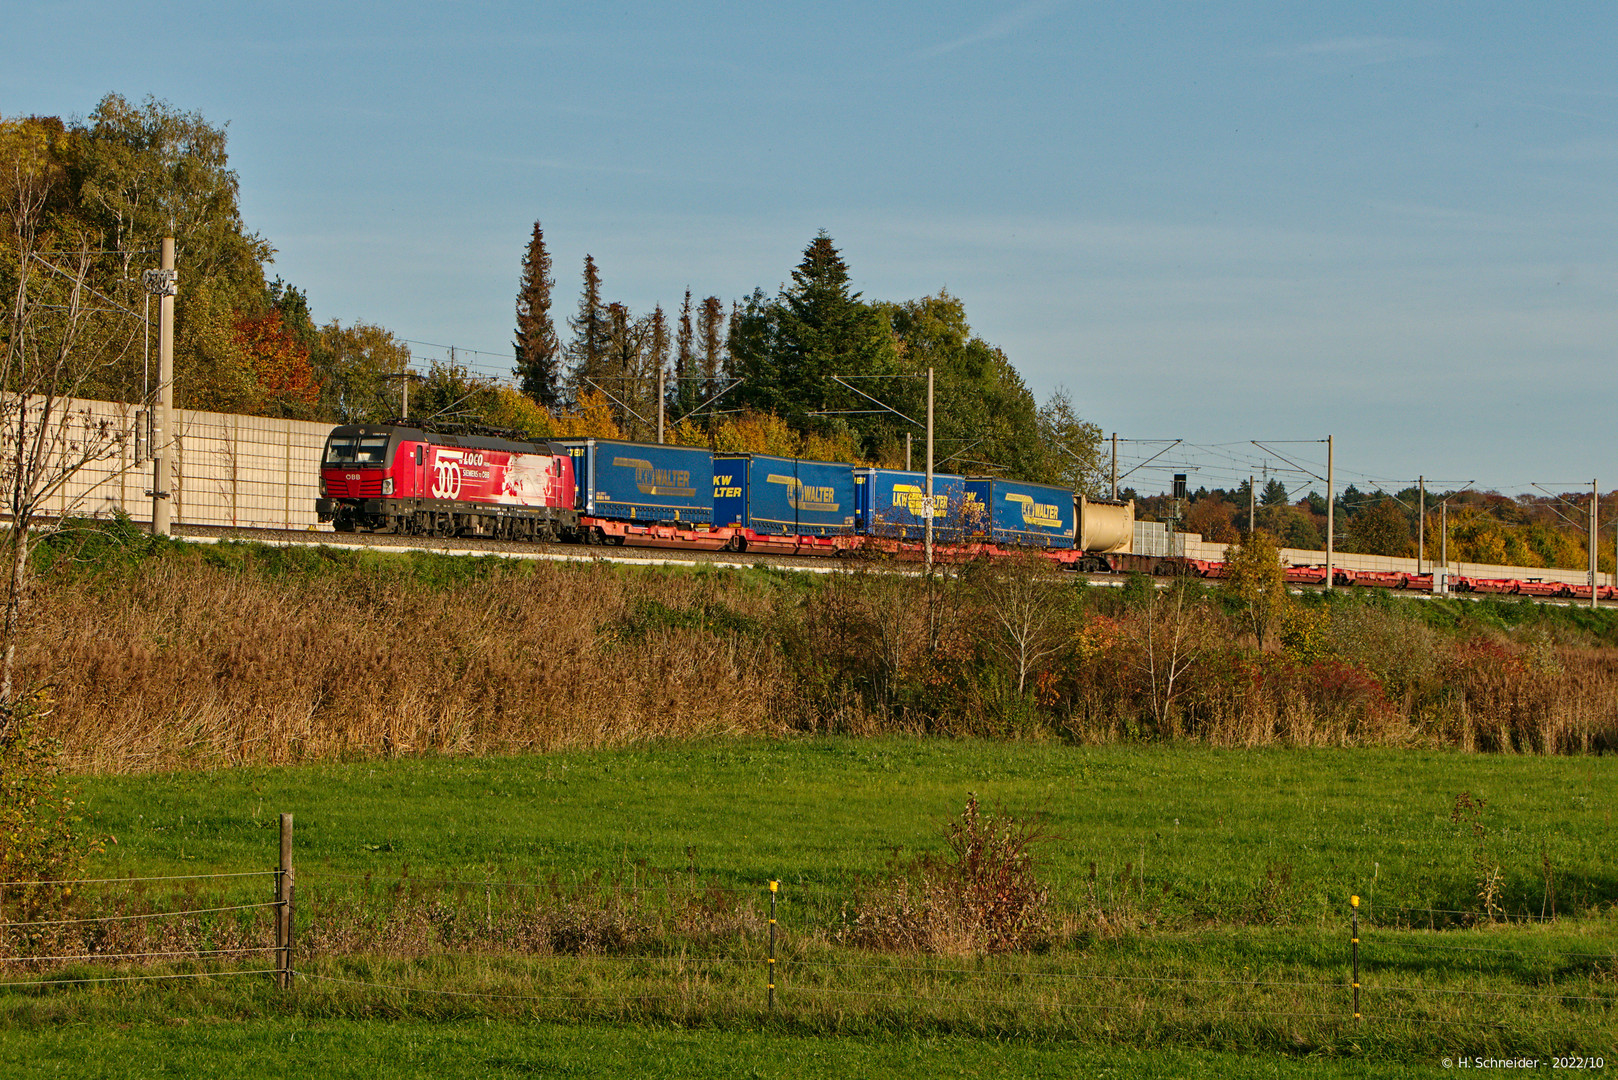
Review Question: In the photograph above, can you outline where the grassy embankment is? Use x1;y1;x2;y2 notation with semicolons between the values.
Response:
19;520;1618;770
2;740;1612;1068
0;1018;1458;1080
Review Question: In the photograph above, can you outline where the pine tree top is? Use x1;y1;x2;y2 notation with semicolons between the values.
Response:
790;231;856;301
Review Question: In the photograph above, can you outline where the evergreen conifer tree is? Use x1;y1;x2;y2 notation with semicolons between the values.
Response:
565;254;610;400
606;302;633;378
647;304;670;438
674;290;695;420
698;295;726;408
513;221;561;408
731;231;893;434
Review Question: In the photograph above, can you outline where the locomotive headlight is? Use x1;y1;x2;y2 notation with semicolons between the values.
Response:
382;477;394;495
318;475;327;496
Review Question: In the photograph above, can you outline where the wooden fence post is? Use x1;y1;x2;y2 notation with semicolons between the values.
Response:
278;813;294;990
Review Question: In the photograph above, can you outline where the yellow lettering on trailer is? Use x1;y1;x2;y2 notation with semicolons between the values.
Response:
766;473;840;513
614;457;697;498
892;484;947;517
1005;492;1062;526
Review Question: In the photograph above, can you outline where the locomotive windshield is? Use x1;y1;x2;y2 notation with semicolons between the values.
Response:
323;433;392;466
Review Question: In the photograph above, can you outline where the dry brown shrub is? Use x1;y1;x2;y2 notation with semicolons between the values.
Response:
844;795;1052;955
1437;638;1618;754
23;561;786;772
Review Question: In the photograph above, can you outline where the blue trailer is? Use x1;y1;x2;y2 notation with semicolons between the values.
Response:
713;454;858;537
963;477;1076;548
856;468;970;541
562;440;713;524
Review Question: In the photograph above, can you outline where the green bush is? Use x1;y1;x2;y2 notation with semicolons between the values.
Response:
0;697;99;921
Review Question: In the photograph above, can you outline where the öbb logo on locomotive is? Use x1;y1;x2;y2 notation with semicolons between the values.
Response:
430;456;462;500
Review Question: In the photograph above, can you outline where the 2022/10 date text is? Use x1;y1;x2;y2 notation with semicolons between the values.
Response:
1442;1058;1605;1070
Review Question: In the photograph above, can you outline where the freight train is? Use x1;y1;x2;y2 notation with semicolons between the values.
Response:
315;423;1616;599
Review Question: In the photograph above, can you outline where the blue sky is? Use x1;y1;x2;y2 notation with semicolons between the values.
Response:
7;2;1617;495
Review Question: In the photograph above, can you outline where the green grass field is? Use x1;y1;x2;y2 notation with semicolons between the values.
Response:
73;737;1618;920
0;1017;1469;1079
4;738;1615;1075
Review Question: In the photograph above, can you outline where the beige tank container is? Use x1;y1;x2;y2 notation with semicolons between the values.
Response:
1078;495;1135;553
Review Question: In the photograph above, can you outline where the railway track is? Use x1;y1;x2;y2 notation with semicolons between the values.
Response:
169;523;1138;584
170;524;885;575
166;525;1611;607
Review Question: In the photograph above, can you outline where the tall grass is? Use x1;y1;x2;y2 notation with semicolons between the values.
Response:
21;529;1618;769
24;559;785;771
785;568;1618;752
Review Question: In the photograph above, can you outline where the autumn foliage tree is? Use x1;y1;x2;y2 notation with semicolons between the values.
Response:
1185;495;1239;543
231;310;320;418
1;117;137;703
1223;528;1289;650
1;94;416;424
1346;497;1414;557
314;320;411;423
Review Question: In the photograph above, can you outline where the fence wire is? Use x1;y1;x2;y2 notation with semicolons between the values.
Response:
779;982;1344;1022
1367;937;1617;961
4;864;1612;1038
4;902;279;929
782;957;1329;990
3;947;278;964
294;970;596;1004
0;871;274;888
0;969;279;990
301;870;804;895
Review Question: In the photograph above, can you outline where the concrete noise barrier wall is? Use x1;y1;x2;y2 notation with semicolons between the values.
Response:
29;397;332;531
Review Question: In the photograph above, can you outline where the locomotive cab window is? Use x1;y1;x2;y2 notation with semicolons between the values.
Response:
323;434;391;466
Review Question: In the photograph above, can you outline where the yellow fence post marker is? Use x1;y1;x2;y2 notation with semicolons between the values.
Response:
1350;894;1361;1022
768;880;779;1011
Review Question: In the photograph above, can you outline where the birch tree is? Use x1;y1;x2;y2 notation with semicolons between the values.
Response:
971;554;1069;698
0;119;137;712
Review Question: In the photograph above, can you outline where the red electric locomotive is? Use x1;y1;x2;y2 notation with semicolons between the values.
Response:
316;424;578;540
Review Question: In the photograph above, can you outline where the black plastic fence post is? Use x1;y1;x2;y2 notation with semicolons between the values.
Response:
768;880;778;1011
1350;893;1361;1023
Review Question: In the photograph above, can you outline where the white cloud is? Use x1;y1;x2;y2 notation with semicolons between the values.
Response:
1265;37;1442;66
1522;137;1618;164
912;0;1064;61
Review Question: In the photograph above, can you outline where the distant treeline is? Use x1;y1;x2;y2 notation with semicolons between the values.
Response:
1140;479;1617;575
496;224;1104;486
1;94;1105;491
